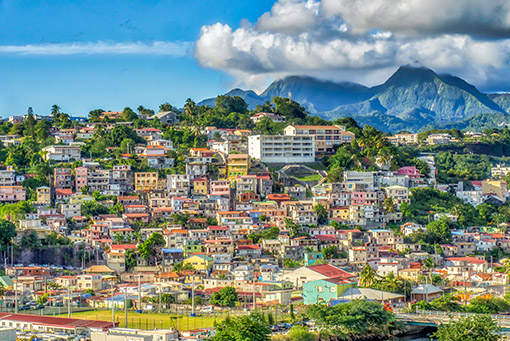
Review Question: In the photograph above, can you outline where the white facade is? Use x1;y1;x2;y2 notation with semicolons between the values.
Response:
248;134;315;164
41;145;81;162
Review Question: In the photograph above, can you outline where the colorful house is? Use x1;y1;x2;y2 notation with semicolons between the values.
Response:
303;276;357;305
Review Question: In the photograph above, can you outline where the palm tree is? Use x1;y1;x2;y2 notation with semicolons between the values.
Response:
359;265;378;287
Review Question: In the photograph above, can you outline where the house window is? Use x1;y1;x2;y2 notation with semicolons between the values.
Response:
317;286;324;293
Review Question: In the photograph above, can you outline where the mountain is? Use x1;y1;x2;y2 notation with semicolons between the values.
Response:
260;76;371;113
198;88;266;109
197;66;510;132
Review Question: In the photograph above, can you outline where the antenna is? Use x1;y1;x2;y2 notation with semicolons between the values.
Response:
288;92;292;102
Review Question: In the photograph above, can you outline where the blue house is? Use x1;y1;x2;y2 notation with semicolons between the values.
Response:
303;276;357;305
304;250;323;266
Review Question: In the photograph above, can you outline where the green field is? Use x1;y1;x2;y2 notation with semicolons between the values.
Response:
294;174;322;181
58;310;222;330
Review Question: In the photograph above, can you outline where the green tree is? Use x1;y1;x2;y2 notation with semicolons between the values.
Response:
426;218;452;244
313;204;329;225
121;107;138;121
20;230;40;248
213;312;271;341
359;265;378;287
137;233;166;263
433;315;500;341
322;245;340;259
210;286;239;307
125;249;137;271
81;201;109;217
288;325;314;341
0;219;16;252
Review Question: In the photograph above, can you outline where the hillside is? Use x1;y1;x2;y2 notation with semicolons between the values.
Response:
198;66;509;132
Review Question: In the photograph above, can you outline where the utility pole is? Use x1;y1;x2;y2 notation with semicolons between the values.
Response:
425;276;428;303
14;272;18;314
138;274;142;313
111;282;115;327
68;284;71;318
124;290;128;328
159;281;162;313
464;272;468;306
191;280;195;317
252;274;256;311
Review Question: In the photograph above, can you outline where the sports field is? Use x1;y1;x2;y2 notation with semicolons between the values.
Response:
58;310;223;330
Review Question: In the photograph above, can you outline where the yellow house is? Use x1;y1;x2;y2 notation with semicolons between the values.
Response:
183;254;214;271
135;172;158;192
36;186;51;204
227;154;250;182
332;207;350;220
69;194;94;205
192;177;209;195
482;180;507;199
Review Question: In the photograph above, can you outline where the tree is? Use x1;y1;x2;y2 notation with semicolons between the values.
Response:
213;312;271;341
121;107;138;121
20;230;40;248
433;315;500;341
125;249;137;272
322;245;340;259
120;138;135;154
288;325;314;341
426;218;452;244
210;286;239;307
81;201;109;217
0;219;16;252
137;233;166;263
313;204;328;225
85;289;95;296
359;265;378;287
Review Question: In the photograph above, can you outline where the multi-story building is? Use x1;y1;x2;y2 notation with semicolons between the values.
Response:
36;186;51;204
227;154;250;181
492;164;510;179
111;165;133;194
87;169;111;193
384;185;410;208
284;125;354;154
0;168;16;186
41;145;81;162
167;174;190;196
0;186;26;202
134;172;158;192
74;167;88;192
54;168;72;189
250;112;286;123
248;135;315;164
385;133;418;145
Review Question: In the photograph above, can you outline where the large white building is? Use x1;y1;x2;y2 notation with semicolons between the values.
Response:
284;125;354;153
41;145;81;162
248;135;315;164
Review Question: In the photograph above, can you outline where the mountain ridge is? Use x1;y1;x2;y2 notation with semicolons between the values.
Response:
197;66;510;132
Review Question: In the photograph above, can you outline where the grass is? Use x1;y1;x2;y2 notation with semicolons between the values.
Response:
57;310;222;330
293;174;322;181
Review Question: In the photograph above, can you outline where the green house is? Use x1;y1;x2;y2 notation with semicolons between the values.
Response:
303;277;357;305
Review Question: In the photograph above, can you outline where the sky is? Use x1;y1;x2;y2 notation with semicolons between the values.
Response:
1;0;510;116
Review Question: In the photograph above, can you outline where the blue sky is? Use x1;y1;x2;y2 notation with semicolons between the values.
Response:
2;0;510;117
0;0;274;117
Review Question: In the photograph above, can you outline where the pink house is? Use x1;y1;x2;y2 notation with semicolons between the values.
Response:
210;180;231;197
75;166;88;192
0;186;26;202
397;166;422;179
352;191;377;205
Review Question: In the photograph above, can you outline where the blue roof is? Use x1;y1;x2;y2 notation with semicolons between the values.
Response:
369;229;392;233
161;248;183;253
451;231;464;235
105;294;138;301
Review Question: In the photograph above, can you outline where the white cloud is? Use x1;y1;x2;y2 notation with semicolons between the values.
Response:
0;41;191;56
195;0;510;90
321;0;510;37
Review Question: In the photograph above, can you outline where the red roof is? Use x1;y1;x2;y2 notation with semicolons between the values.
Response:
307;264;356;278
55;189;73;196
0;313;116;329
238;245;261;250
446;257;487;264
110;244;136;250
315;234;337;241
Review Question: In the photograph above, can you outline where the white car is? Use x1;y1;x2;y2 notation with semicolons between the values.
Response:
199;306;214;313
